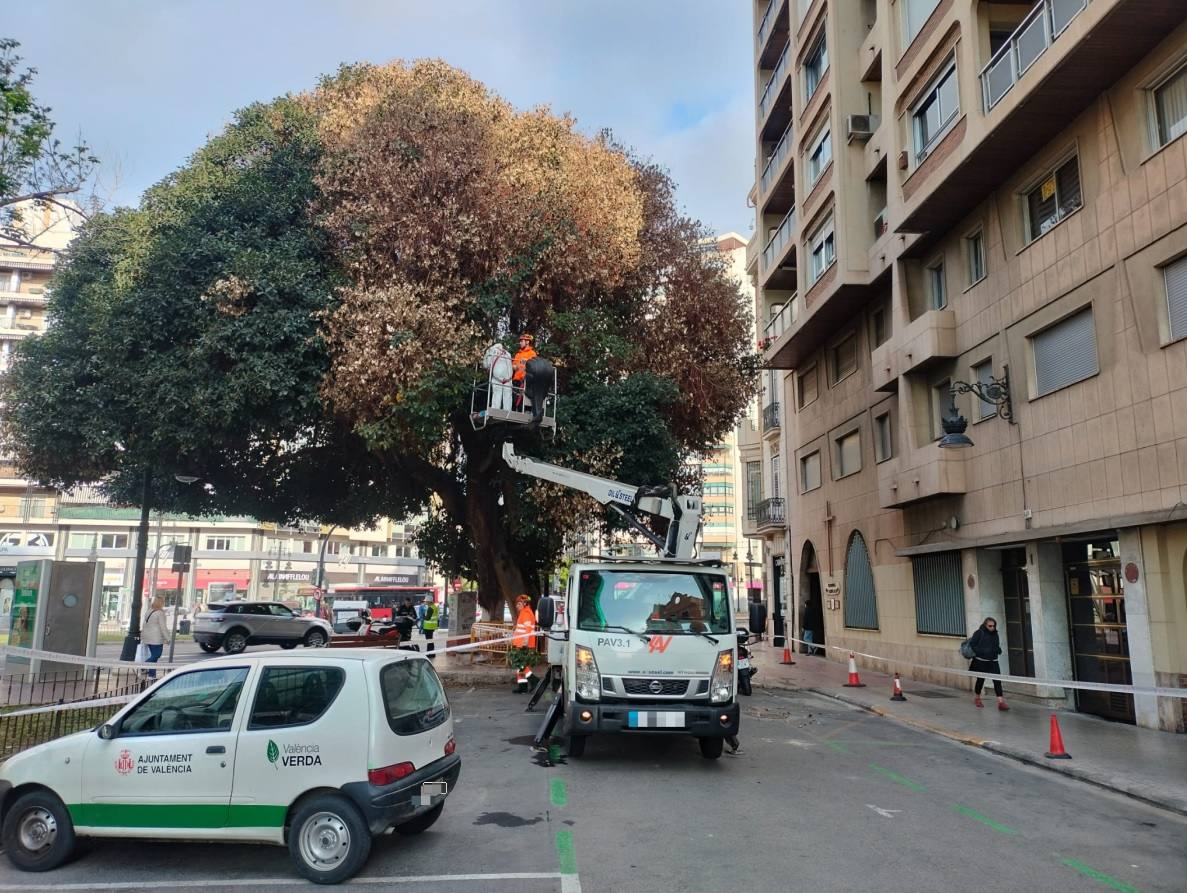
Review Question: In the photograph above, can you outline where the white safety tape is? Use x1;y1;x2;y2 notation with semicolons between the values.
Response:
3;694;135;719
0;645;186;671
780;635;1187;699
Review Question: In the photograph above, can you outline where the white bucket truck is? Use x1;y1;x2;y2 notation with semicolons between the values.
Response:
502;444;742;759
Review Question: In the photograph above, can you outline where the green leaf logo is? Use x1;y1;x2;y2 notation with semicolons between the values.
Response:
266;739;280;769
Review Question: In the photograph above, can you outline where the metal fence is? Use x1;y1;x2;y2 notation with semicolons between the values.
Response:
0;702;120;762
1;665;157;708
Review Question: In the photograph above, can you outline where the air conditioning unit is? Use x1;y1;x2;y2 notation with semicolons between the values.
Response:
846;114;879;142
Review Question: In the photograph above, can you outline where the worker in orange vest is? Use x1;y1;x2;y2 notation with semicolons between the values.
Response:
512;333;537;410
512;593;537;693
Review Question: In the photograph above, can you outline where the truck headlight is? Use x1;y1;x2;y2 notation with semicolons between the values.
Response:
574;645;601;701
709;649;734;704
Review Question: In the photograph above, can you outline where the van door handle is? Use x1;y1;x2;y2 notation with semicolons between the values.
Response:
206;745;226;754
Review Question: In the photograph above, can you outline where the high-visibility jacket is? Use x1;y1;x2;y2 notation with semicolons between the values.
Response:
512;347;537;382
422;602;439;632
512;604;536;648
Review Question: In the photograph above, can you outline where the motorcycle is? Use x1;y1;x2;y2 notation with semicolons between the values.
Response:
737;629;757;696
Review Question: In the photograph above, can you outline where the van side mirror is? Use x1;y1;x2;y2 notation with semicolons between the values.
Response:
98;723;119;740
536;597;556;630
736;628;750;646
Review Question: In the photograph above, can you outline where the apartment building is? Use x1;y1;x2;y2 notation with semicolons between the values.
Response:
745;0;1187;731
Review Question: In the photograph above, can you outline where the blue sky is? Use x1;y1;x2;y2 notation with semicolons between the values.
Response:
7;1;756;239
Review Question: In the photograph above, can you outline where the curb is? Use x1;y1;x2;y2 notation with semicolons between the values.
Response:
755;677;1187;818
437;667;516;687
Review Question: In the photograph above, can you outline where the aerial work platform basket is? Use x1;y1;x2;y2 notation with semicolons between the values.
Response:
470;342;557;437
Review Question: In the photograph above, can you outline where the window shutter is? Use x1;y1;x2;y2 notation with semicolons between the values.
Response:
1056;157;1081;212
912;552;965;636
844;533;879;630
1165;257;1187;342
1032;307;1098;396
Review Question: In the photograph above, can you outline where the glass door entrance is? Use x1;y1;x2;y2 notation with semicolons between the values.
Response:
1001;549;1035;677
1063;539;1134;724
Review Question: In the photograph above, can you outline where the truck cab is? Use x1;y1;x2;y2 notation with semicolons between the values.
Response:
540;558;741;759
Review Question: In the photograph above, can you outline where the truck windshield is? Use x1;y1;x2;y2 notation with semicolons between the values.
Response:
576;570;731;635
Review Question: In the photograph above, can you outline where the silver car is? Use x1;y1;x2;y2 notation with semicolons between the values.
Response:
191;601;332;654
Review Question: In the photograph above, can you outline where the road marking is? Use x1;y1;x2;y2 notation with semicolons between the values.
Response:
865;804;901;819
1059;857;1144;893
952;804;1017;835
868;763;927;792
551;777;568;807
555;829;578;875
0;873;566;891
823;740;849;755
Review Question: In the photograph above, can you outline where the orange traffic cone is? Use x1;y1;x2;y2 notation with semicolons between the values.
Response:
890;672;906;701
1045;714;1072;759
843;652;866;688
780;640;796;665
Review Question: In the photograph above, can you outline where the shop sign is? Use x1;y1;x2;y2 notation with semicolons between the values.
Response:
371;573;419;585
262;570;314;584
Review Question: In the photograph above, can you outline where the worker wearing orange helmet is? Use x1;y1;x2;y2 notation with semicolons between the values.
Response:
512;593;538;693
512;333;537;410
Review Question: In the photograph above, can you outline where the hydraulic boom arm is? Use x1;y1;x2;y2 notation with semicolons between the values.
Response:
501;442;702;560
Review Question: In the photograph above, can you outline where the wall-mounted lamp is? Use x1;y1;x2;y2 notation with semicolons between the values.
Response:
938;372;1014;450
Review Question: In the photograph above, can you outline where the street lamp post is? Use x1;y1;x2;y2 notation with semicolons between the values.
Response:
315;526;341;615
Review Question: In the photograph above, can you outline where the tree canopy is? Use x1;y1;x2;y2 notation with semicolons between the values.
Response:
3;60;756;611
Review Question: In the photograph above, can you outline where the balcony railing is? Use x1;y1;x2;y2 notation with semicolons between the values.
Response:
761;207;796;273
760;122;794;196
763;296;797;343
762;402;781;432
757;0;777;45
759;44;790;121
755;497;786;529
980;0;1090;111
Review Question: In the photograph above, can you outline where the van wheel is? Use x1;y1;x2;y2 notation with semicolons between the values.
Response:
2;790;76;872
393;802;444;836
568;735;587;758
222;629;249;654
197;642;220;654
288;794;371;885
304;629;328;648
698;737;724;760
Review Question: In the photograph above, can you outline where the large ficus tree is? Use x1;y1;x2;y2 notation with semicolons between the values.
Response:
3;60;756;614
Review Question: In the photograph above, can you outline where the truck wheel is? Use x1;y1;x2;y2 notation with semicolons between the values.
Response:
2;790;77;872
698;737;724;760
568;735;587;758
393;802;443;836
197;641;220;654
288;794;371;885
222;629;249;654
304;629;328;648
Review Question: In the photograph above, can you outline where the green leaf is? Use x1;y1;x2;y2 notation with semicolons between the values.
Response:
266;739;279;767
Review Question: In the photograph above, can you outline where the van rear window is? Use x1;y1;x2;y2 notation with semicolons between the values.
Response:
379;659;449;735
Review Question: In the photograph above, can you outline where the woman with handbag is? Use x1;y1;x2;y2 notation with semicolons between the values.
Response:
140;596;169;678
967;617;1008;710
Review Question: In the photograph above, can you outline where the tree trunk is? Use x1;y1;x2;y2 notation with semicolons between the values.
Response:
466;464;531;619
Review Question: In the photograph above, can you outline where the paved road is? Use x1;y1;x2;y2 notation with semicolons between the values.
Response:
0;688;1181;892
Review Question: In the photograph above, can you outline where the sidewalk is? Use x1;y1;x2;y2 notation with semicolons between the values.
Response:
750;641;1187;817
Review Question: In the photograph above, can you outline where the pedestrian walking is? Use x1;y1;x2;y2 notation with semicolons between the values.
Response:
421;597;439;658
968;617;1009;710
141;596;169;678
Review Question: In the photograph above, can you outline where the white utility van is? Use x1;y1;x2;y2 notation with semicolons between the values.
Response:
539;558;741;759
0;649;460;885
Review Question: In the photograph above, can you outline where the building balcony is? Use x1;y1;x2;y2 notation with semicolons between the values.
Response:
759;294;797;356
0;290;48;305
754;497;786;532
877;445;967;509
758;43;792;141
872;309;957;392
762;401;781;436
756;0;790;69
745;225;760;274
760;207;796;290
759;122;795;214
900;0;1184;235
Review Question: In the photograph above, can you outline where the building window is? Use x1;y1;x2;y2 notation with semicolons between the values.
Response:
804;33;828;101
927;259;947;310
1164;255;1187;342
874;412;893;462
835;430;861;478
800;451;822;493
301;540;315;554
771;454;782;498
100;533;129;550
703;482;735;496
325;541;343;555
1153;62;1187;149
930;378;954;440
204;536;245;552
746;461;762;520
971;360;995;420
1031;306;1098;396
797;364;819;408
965;230;985;286
844;532;879;630
370;544;388;557
912;59;958;161
704;503;735;517
808;216;836;285
903;0;941;46
831;332;858;384
1026;155;1082;242
912;552;966;636
806;126;832;186
870;302;889;348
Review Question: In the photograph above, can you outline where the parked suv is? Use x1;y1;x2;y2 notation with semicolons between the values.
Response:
192;601;332;654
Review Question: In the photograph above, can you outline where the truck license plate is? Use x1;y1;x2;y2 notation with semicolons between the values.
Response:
628;711;685;729
419;781;448;806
